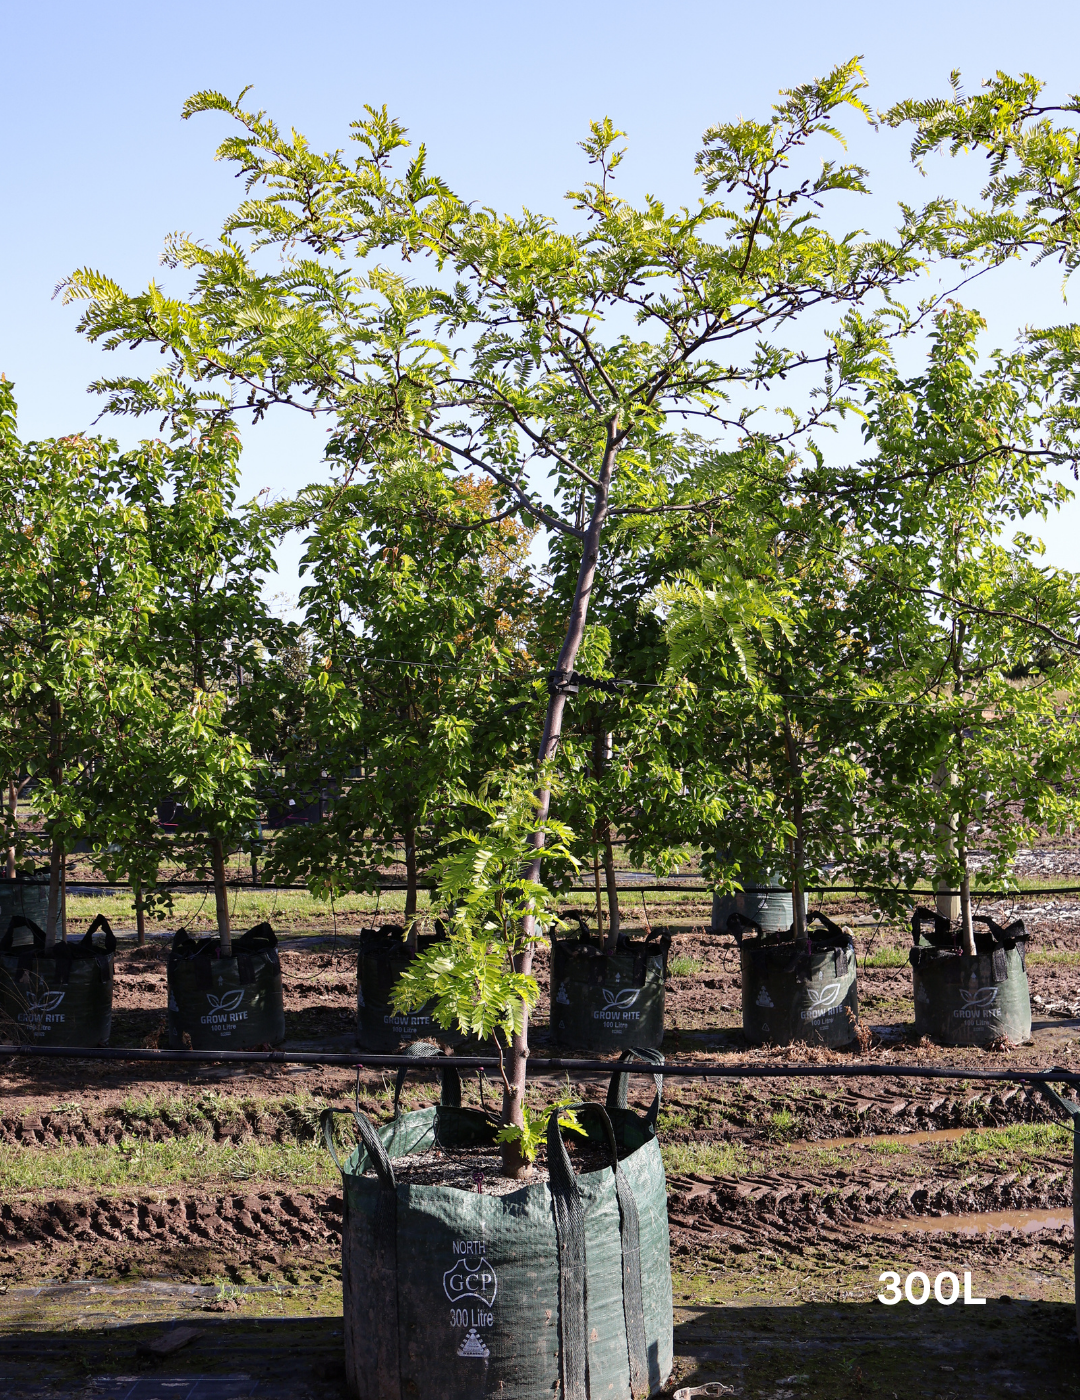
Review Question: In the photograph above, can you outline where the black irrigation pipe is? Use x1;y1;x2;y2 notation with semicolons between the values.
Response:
49;879;1080;898
1;1042;1079;1089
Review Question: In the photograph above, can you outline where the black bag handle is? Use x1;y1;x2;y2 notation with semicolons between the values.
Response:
235;921;277;951
972;914;1028;947
391;1041;462;1120
724;910;763;944
606;1046;664;1128
911;906;953;944
0;915;47;952
547;1101;650;1400
806;910;849;942
83;913;117;954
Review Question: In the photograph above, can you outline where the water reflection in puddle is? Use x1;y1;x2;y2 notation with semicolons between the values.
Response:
857;1208;1072;1236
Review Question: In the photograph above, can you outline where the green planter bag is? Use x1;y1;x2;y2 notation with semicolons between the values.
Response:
0;913;115;1046
0;876;59;943
357;925;456;1051
550;929;670;1052
167;921;285;1050
323;1044;673;1400
736;911;858;1048
909;908;1031;1046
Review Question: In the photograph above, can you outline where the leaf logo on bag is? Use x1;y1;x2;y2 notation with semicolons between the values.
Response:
807;982;842;1010
22;989;65;1014
206;989;246;1013
601;988;639;1010
960;986;999;1009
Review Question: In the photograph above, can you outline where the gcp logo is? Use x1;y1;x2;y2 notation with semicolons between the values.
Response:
444;1256;498;1307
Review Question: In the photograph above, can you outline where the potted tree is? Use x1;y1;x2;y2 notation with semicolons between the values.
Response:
0;381;161;1042
59;64;972;1392
851;306;1080;1045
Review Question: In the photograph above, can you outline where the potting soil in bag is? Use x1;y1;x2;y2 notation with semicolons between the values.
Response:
0;913;115;1045
736;910;858;1047
167;921;285;1050
550;927;670;1051
909;908;1031;1046
323;1042;673;1400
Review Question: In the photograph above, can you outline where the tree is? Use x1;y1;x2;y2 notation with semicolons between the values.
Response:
846;306;1080;951
125;426;280;954
260;464;536;946
61;62;953;1172
0;381;160;945
652;486;914;937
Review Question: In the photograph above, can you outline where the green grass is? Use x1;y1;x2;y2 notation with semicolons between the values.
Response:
661;1141;743;1176
0;1137;340;1195
668;955;703;977
1028;950;1080;966
860;945;910;968
937;1121;1071;1163
765;1109;798;1142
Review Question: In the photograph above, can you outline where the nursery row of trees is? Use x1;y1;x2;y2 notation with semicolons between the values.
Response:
5;60;1080;1165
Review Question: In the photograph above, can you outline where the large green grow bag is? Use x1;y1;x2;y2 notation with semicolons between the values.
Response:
737;911;858;1047
323;1045;672;1400
0;876;60;943
711;862;802;936
0;914;115;1045
167;922;285;1050
550;930;670;1052
910;909;1031;1047
357;924;460;1051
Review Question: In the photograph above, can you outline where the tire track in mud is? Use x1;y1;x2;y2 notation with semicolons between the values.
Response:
668;1157;1075;1248
0;1186;343;1259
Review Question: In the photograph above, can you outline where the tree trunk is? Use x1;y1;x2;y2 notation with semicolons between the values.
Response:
783;718;807;946
950;619;973;952
593;846;604;941
404;821;419;955
933;760;960;923
601;828;621;952
593;727;620;952
5;777;16;880
45;830;62;950
502;427;618;1178
44;696;63;950
957;818;976;956
135;884;146;948
211;837;232;956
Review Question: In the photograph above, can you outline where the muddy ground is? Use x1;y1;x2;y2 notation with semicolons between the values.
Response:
3;893;1080;1397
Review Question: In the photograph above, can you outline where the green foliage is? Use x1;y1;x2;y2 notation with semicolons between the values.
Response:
259;465;537;917
496;1088;586;1165
391;786;578;1041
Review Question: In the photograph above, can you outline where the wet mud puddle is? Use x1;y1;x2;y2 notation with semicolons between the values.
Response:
856;1206;1073;1237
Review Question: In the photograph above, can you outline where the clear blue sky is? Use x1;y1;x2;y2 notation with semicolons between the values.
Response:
4;0;1080;590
